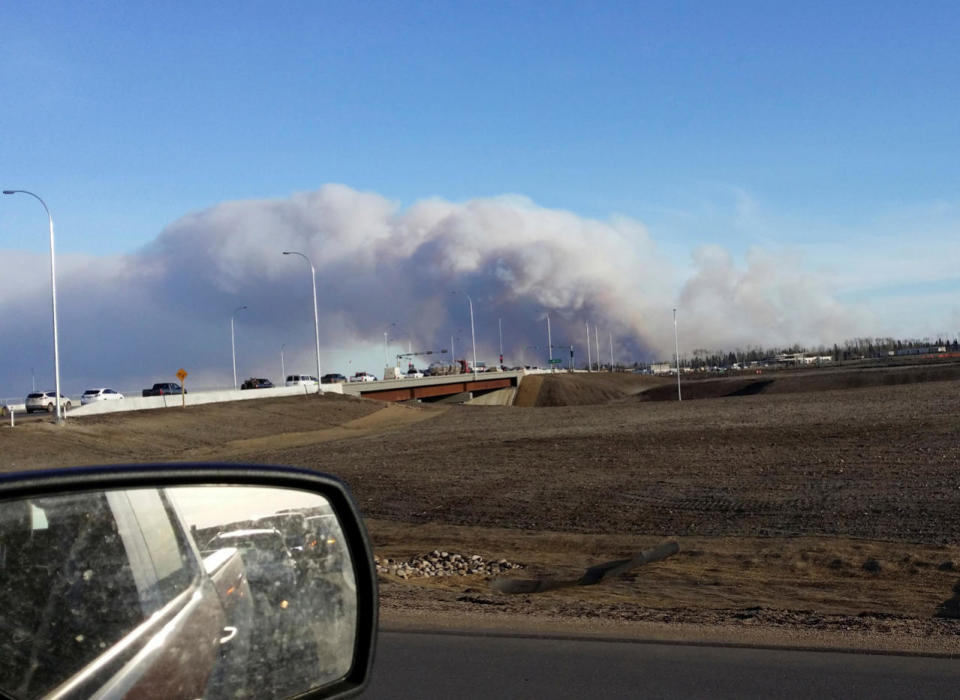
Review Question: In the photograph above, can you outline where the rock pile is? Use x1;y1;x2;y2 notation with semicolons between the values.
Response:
374;550;523;579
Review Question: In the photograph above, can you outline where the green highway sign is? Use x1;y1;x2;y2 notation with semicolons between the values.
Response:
548;358;563;364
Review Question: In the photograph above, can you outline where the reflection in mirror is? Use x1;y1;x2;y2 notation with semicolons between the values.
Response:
0;485;356;700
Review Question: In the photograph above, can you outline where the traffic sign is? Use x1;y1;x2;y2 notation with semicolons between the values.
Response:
176;369;188;408
548;358;562;365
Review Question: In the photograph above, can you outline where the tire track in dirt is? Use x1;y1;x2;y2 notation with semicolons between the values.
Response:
181;402;447;459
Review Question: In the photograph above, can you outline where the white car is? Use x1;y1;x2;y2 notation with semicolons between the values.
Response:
81;388;125;405
405;369;424;379
349;372;377;383
285;374;319;387
25;392;72;413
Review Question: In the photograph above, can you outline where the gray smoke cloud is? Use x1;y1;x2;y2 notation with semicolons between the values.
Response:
0;184;868;396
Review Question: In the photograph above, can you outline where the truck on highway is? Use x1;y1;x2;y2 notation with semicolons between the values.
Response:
142;382;186;397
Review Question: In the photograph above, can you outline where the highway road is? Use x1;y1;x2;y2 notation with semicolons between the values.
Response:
364;630;960;699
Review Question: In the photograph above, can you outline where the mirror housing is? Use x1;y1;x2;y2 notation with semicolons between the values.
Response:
0;463;377;700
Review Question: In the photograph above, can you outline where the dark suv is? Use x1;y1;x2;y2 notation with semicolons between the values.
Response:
241;378;274;390
142;383;185;397
321;373;347;384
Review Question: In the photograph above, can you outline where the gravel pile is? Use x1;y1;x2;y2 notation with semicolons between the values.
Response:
375;550;523;579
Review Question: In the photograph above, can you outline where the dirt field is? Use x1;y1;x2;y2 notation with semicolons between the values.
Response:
3;363;960;652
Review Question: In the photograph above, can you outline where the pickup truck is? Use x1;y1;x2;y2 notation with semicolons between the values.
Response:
142;382;186;397
0;487;253;699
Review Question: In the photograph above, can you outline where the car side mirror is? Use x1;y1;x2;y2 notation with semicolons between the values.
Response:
0;463;377;699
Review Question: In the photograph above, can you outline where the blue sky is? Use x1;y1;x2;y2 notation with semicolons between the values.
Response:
3;1;957;252
2;2;959;391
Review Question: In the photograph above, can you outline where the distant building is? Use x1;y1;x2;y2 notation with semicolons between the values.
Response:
651;362;673;375
776;353;832;366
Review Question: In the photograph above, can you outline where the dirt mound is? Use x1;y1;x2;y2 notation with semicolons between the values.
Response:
640;362;960;401
512;375;543;407
519;372;668;407
0;392;393;472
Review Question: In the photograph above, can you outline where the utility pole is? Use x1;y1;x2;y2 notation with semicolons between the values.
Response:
674;308;682;402
498;317;504;367
586;321;592;371
609;331;614;372
231;305;247;390
594;325;600;371
4;190;63;423
546;313;553;369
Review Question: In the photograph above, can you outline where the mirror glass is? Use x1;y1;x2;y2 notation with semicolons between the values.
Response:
0;484;357;699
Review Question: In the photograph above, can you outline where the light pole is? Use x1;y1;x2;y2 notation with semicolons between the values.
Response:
546;313;552;369
4;190;63;423
498;317;503;368
452;292;477;375
609;331;614;372
231;305;247;389
281;343;286;381
674;307;682;402
585;321;592;372
283;251;322;391
595;324;600;371
385;322;406;369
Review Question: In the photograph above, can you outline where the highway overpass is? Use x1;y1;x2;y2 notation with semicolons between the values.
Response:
340;370;524;402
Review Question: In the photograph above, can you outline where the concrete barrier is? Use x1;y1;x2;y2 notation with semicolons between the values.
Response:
465;387;518;406
67;384;343;417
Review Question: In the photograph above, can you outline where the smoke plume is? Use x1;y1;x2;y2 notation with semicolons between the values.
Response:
0;184;867;394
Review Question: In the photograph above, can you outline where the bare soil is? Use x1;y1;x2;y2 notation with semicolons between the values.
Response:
3;363;960;652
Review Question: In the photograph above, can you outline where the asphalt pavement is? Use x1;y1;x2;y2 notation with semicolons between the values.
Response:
364;630;960;699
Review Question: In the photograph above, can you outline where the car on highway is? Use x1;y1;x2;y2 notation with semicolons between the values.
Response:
405;368;425;379
349;372;377;382
80;387;125;404
285;374;319;387
322;373;347;384
142;382;186;397
205;527;299;608
304;511;345;572
241;377;274;389
24;391;72;413
250;511;312;553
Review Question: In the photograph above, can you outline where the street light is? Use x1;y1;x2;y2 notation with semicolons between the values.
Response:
498;317;503;368
384;322;407;369
451;292;477;375
595;324;600;371
585;321;592;372
674;307;682;402
282;251;322;392
546;313;553;370
3;189;63;424
280;343;286;381
231;305;248;389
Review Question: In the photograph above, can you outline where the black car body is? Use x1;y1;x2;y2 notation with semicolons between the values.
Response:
142;382;186;397
241;378;274;390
